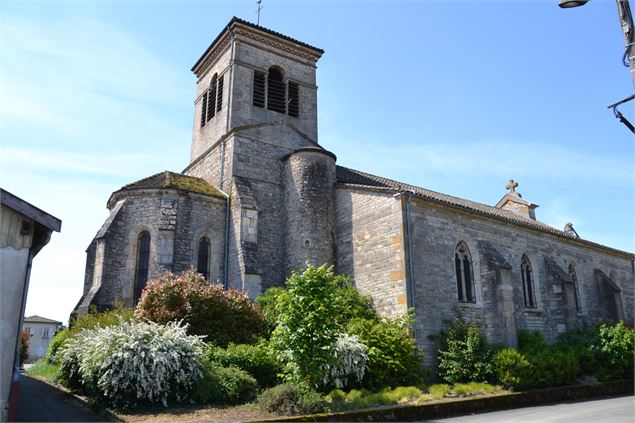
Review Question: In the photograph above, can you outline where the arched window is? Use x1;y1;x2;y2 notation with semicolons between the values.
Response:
267;67;286;113
134;231;151;304
253;66;300;117
200;73;223;127
521;255;536;308
455;242;475;303
197;237;211;280
568;264;581;312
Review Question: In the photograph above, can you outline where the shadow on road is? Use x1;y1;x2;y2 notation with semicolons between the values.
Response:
16;374;109;422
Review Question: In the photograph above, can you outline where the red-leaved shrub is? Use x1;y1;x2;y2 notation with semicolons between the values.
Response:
135;269;264;346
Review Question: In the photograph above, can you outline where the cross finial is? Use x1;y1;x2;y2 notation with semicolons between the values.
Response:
506;179;519;194
256;0;263;25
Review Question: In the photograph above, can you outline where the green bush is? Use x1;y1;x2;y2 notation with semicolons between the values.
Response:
258;383;326;415
596;322;634;381
437;316;492;384
517;330;549;354
555;325;601;377
348;314;423;390
520;347;579;388
255;286;286;335
193;364;258;405
256;276;377;338
70;306;134;334
271;264;352;386
493;348;529;388
204;342;281;388
135;269;264;346
47;327;69;364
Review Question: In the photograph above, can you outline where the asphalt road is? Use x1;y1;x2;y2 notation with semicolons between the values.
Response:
15;374;107;422
424;395;634;423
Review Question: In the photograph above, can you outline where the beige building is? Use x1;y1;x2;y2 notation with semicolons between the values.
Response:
22;316;63;364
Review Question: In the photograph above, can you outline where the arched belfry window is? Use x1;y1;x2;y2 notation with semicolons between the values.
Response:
455;242;475;303
253;66;300;117
197;237;211;281
568;264;581;312
134;231;151;304
521;255;536;308
267;67;286;113
200;73;223;127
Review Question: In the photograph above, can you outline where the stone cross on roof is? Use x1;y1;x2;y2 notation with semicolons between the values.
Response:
506;179;519;196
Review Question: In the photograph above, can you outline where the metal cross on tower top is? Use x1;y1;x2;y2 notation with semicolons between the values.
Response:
256;0;263;25
506;179;519;194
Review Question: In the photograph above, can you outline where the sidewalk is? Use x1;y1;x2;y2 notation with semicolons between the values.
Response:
16;374;109;422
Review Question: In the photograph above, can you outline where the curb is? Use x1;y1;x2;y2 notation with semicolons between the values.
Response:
247;381;634;422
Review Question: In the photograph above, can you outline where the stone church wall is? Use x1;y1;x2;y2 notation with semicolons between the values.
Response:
406;197;634;364
335;187;409;319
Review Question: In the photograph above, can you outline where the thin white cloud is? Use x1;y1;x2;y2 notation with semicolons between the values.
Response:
326;136;633;188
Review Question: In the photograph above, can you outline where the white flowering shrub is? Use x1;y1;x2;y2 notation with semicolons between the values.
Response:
321;333;368;389
59;319;204;407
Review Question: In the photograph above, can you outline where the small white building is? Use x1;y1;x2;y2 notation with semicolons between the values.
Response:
22;316;63;363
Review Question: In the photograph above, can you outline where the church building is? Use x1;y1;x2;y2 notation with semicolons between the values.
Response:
74;17;634;360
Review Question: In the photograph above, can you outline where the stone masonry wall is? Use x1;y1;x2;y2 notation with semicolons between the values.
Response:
335;187;408;319
232;40;318;141
97;191;163;307
191;45;232;162
406;197;634;365
283;150;336;276
90;189;226;309
172;193;226;283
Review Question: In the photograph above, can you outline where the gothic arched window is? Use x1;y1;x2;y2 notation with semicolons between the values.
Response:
521;255;536;308
134;231;151;304
197;237;211;281
455;242;475;303
568;264;581;312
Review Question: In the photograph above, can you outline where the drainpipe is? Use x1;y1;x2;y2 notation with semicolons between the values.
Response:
400;192;417;343
220;34;236;290
222;195;230;290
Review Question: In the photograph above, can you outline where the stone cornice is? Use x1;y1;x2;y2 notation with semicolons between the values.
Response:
193;18;322;79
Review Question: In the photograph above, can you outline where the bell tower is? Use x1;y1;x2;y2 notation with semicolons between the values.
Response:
188;17;324;164
184;18;334;297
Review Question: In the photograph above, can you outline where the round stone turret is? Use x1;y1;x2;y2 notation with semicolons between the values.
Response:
282;147;337;276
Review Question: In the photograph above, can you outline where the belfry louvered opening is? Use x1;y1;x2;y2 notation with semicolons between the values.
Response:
253;71;265;108
267;67;286;113
200;73;223;127
252;66;300;118
288;81;299;117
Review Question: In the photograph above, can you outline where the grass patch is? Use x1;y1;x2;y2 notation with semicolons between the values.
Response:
427;384;450;399
27;359;60;382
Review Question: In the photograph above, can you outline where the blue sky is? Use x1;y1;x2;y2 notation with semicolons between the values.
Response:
1;0;633;324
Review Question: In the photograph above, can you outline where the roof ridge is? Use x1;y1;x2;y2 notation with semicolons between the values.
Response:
335;165;633;257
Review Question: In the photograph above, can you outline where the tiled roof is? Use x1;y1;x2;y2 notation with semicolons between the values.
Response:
114;171;226;199
192;16;324;72
24;315;62;324
336;166;632;257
